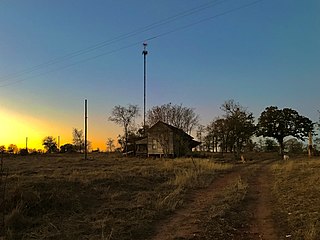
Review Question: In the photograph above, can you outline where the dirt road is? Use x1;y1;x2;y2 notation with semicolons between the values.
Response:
151;160;278;240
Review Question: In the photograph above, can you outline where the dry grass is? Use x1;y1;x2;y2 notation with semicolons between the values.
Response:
271;158;320;240
2;153;231;240
197;175;249;239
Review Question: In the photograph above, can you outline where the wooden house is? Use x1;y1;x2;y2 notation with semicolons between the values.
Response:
136;121;200;157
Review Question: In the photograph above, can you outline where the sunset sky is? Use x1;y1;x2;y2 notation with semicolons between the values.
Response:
0;0;319;150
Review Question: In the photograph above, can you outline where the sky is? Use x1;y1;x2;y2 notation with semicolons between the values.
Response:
0;0;319;151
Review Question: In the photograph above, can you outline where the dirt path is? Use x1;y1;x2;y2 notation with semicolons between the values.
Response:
245;162;278;239
151;160;278;240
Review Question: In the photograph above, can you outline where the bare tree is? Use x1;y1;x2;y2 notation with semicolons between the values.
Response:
106;138;115;152
147;103;199;134
196;125;205;151
73;128;84;152
108;104;140;153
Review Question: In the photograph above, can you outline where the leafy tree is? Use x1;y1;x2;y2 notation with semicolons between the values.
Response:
284;138;304;154
19;148;29;155
147;103;199;134
220;100;256;158
60;143;76;153
72;128;84;152
205;100;255;158
0;145;6;153
7;144;18;154
264;138;278;152
257;106;314;156
206;118;228;153
42;136;58;153
109;104;139;153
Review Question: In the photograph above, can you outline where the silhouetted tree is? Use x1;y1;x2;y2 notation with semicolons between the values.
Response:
109;104;140;153
147;103;199;134
221;100;255;158
19;148;29;155
257;106;314;156
106;138;115;152
0;146;5;153
7;144;18;154
205;100;255;158
72;128;84;152
60;143;76;153
42;136;58;153
284;138;304;154
264;138;278;152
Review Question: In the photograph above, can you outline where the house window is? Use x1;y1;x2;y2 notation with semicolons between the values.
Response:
152;139;157;150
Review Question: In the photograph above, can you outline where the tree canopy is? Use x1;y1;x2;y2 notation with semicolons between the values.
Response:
257;106;314;155
205;100;255;158
147;103;199;134
42;136;58;153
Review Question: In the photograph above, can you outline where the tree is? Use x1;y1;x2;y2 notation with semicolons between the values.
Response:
220;100;256;158
106;138;115;152
109;104;140;153
73;128;84;152
7;144;18;154
264;138;278;152
147;103;199;134
257;106;314;156
206;118;228;153
205;100;256;158
0;146;6;153
284;138;304;154
196;125;205;151
42;136;58;153
60;143;76;153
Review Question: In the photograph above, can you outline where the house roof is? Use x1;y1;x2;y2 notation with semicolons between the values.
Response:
135;121;201;148
148;121;193;140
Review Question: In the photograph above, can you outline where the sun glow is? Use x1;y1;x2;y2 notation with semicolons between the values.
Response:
0;107;50;149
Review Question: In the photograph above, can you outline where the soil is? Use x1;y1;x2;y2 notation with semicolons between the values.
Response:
150;160;278;240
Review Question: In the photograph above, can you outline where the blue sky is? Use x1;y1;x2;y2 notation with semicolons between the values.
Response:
0;0;319;150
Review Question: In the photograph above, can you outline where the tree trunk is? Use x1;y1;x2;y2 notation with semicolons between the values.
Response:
279;139;284;157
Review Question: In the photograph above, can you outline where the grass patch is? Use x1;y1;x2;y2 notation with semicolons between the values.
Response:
3;154;231;239
271;158;320;240
197;175;249;239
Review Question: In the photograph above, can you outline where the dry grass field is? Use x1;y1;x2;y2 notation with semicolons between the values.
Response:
2;153;231;240
2;153;320;240
271;157;320;240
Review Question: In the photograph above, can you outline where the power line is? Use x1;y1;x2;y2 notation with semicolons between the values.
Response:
0;0;263;88
0;0;228;84
145;0;263;42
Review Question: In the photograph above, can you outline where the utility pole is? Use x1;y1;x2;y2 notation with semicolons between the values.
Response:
142;42;148;133
58;136;60;151
308;131;313;158
84;99;88;160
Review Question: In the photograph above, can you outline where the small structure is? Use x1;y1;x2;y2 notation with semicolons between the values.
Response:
136;121;200;157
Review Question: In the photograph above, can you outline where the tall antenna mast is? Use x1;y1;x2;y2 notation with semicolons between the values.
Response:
84;99;88;160
142;42;148;133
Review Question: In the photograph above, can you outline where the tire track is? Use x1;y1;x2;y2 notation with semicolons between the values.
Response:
150;159;278;240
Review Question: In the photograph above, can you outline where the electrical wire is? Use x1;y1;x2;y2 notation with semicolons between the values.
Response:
0;0;228;83
0;0;263;88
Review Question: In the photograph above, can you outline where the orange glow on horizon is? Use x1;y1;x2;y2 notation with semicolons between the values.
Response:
0;107;52;149
0;107;121;152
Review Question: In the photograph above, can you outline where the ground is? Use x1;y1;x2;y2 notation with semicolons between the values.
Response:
2;153;320;239
151;159;278;240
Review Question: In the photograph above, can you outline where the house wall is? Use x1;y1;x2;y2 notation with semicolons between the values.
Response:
145;121;196;157
147;126;174;156
173;134;192;157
